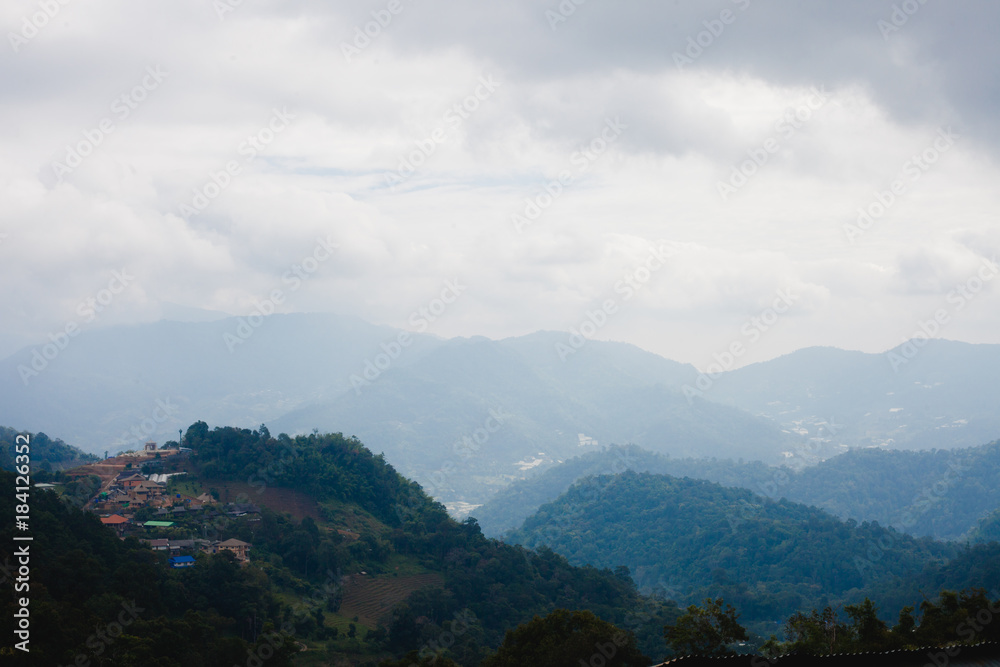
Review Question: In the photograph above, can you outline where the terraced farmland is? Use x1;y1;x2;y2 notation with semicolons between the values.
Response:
338;572;444;627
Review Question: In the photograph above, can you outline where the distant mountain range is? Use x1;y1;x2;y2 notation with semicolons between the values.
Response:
1;314;998;507
268;331;795;505
711;342;1000;451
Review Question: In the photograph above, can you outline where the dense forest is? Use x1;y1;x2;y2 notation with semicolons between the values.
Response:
472;444;775;536
504;470;968;633
779;442;1000;540
474;441;1000;541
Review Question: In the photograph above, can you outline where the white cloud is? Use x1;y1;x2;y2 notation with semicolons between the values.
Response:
0;0;998;366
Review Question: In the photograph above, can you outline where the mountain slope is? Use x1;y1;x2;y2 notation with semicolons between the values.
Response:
476;440;1000;541
506;470;956;630
779;440;1000;540
180;423;683;661
7;318;999;512
966;508;1000;545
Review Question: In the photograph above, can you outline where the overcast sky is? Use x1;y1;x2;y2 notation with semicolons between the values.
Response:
2;0;998;370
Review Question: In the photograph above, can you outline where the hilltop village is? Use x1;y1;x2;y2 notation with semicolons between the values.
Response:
65;441;254;567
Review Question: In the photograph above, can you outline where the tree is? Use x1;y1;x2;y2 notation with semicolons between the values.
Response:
482;609;648;667
664;597;748;657
844;598;892;652
783;607;850;655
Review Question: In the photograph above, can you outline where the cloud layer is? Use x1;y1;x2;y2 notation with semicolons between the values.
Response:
1;0;998;369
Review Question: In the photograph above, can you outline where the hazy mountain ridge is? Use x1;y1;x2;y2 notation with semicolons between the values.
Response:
271;334;798;504
0;313;443;450
712;340;1000;452
3;316;998;510
0;316;796;507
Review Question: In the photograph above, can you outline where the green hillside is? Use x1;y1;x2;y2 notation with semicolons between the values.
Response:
505;470;958;633
0;422;684;665
779;441;1000;540
474;441;1000;541
184;422;683;661
472;444;774;537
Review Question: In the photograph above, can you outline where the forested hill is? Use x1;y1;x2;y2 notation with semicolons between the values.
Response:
505;470;957;631
474;441;1000;541
776;441;1000;540
184;422;679;664
472;444;774;537
0;426;96;472
1;423;684;664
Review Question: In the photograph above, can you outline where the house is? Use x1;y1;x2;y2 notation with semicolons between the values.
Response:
136;480;165;496
217;538;251;563
144;441;157;452
129;481;164;506
169;555;195;568
146;538;169;551
169;539;195;552
143;538;196;553
202;538;252;564
100;514;129;534
118;473;146;489
196;493;215;504
143;520;175;528
100;514;129;524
